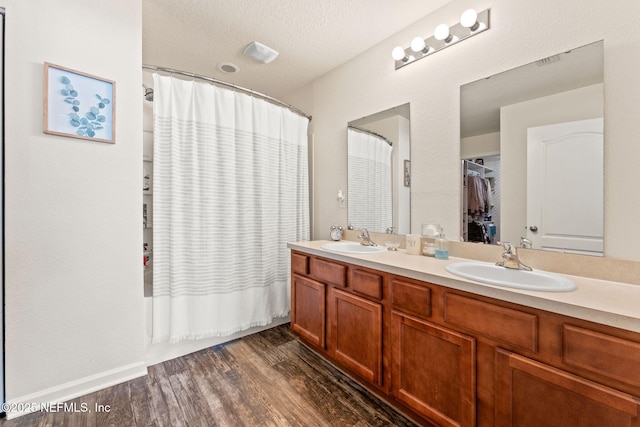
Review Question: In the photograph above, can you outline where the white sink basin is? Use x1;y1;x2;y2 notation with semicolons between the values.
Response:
321;241;387;254
446;261;576;292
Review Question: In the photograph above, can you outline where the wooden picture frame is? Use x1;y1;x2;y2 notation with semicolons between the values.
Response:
404;159;411;187
44;62;116;144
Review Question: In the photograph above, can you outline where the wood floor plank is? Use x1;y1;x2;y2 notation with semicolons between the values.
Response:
1;324;420;427
63;392;97;427
143;363;176;427
273;350;379;425
127;375;156;427
146;362;189;426
94;381;135;427
197;345;271;426
225;339;328;426
216;354;283;426
165;364;217;426
183;358;237;426
31;411;56;427
272;340;417;427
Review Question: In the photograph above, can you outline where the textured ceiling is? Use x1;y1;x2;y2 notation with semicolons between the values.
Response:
142;0;452;99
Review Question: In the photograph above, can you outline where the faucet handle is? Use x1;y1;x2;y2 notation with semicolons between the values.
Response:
357;228;368;241
520;237;533;248
500;242;514;252
496;241;533;271
357;228;377;246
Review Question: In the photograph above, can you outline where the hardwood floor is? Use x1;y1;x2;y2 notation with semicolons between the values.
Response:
2;324;419;426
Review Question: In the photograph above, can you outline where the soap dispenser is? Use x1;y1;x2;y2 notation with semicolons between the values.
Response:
434;228;449;260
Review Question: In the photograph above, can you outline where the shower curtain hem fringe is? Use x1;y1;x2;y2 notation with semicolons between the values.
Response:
151;311;291;344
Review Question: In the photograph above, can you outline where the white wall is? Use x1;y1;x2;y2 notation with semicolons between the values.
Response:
4;0;146;412
396;116;411;235
461;132;500;159
285;0;640;260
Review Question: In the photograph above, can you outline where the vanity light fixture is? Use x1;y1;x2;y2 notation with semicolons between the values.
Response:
434;24;454;43
460;8;482;31
410;36;431;54
392;46;410;62
392;8;490;70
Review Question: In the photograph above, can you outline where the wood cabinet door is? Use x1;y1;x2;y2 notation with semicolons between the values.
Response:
291;274;326;349
330;289;383;385
495;349;640;427
391;311;476;427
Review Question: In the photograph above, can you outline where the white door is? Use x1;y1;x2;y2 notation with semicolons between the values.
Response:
527;118;603;255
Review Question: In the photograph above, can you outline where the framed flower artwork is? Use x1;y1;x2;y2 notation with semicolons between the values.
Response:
44;62;116;144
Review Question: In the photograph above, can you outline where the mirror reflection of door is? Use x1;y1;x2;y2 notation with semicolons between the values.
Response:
460;41;603;254
527;118;604;255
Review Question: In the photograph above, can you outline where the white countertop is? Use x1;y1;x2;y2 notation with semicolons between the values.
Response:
288;240;640;334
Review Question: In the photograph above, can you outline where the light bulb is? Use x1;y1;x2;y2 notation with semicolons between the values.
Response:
434;24;452;42
392;46;408;61
410;37;426;53
460;9;480;31
460;9;477;28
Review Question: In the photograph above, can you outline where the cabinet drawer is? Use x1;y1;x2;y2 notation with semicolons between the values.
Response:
310;257;347;287
351;269;383;300
444;293;538;353
391;278;431;318
291;253;309;275
563;324;640;388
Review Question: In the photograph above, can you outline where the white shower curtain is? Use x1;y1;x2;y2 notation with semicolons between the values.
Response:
152;75;309;343
347;128;392;231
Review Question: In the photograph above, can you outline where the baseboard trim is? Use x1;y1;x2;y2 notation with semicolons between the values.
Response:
6;318;293;419
5;361;148;420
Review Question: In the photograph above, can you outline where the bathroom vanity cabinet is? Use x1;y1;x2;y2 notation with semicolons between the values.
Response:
292;253;383;385
290;249;640;427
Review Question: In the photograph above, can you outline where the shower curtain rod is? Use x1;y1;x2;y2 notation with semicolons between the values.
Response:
142;64;312;121
348;125;392;146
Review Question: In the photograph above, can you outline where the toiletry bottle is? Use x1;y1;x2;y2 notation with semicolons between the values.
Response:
435;228;449;260
143;169;150;191
422;240;435;257
407;234;422;255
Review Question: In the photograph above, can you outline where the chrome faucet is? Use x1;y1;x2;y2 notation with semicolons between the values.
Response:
496;242;532;271
358;228;377;246
520;237;533;249
386;226;395;234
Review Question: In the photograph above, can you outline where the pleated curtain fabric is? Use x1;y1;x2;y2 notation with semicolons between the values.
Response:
152;75;310;343
347;128;393;231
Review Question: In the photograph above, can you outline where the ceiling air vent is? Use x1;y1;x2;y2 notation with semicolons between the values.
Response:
536;55;560;66
243;41;279;64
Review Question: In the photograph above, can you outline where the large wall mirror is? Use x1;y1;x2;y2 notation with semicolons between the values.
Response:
460;41;604;256
347;103;411;234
